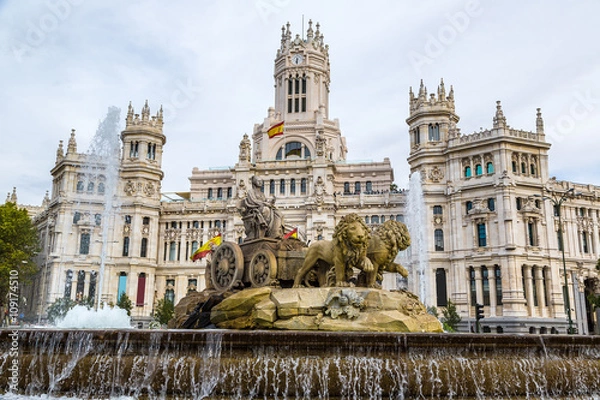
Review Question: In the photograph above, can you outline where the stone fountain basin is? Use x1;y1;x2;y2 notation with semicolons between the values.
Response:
1;329;599;399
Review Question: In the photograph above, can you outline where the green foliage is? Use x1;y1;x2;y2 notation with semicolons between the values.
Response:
587;293;600;311
0;202;40;306
441;300;462;332
390;183;398;192
47;297;77;324
427;306;438;317
153;298;174;325
117;293;133;316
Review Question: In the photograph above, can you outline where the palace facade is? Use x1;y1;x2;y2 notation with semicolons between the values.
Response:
16;21;600;333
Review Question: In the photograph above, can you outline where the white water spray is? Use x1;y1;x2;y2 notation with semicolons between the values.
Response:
79;107;122;310
406;171;429;306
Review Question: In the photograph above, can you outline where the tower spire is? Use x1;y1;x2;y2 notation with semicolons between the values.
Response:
56;140;64;163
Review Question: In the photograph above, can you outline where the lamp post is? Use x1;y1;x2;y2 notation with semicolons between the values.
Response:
542;187;576;334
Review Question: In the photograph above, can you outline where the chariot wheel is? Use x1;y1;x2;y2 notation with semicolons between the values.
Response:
210;242;244;292
248;249;277;287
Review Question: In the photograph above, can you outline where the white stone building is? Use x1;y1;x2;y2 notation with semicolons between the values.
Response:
17;21;600;333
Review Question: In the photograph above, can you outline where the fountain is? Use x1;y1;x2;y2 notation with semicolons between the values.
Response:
2;115;600;398
406;171;430;306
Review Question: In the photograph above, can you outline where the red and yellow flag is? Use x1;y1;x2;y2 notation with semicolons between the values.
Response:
267;121;284;138
191;234;222;261
283;227;298;240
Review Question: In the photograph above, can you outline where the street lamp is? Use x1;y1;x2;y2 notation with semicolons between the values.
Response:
540;187;577;334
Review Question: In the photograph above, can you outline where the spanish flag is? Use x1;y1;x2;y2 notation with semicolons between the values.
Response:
267;121;284;138
191;234;222;261
283;227;298;239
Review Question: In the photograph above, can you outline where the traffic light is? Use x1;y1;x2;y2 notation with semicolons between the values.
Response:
475;303;484;322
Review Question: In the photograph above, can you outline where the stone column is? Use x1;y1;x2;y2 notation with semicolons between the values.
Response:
473;266;483;306
523;265;534;316
489;269;497;317
533;265;546;317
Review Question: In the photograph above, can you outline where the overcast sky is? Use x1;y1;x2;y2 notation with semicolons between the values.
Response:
1;1;599;206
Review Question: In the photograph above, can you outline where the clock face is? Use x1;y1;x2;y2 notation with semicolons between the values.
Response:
292;54;304;65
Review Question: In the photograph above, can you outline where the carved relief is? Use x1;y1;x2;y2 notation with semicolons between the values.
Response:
429;166;444;182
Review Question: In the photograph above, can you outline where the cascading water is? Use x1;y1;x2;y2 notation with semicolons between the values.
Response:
405;171;429;306
2;329;599;399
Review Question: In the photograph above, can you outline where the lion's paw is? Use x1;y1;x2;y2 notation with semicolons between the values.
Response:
362;258;374;272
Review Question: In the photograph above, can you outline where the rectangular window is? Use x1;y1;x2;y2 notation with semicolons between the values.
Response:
169;241;177;261
528;222;536;246
583;232;589;253
301;97;306;112
434;229;444;251
136;273;146;306
122;237;130;257
477;223;487;247
117;273;127;302
294;98;299;112
79;233;90;255
495;266;503;305
287;98;292;113
482;267;490;306
435;268;447;307
469;267;476;306
140;238;148;258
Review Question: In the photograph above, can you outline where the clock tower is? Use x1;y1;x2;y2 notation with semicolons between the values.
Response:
252;21;347;163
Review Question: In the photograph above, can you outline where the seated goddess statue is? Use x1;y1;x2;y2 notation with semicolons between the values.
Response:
238;176;284;240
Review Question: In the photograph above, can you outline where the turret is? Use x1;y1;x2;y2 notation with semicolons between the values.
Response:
120;101;166;199
492;101;507;129
406;79;459;152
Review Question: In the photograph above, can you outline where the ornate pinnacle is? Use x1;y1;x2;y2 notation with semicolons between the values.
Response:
56;140;64;162
67;129;77;155
307;19;314;41
493;101;507;129
438;78;446;101
10;187;17;204
141;99;150;121
536;108;544;134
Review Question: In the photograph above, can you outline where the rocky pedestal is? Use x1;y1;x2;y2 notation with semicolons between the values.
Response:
176;287;442;332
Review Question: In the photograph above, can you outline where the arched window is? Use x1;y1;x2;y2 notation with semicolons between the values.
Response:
140;238;148;258
343;182;350;194
280;179;285;195
276;148;283;160
530;163;536;176
207;188;213;199
73;212;81;224
354;182;361;194
365;181;372;193
475;164;483;176
300;178;307;194
98;182;105;194
77;180;84;192
464;166;472;178
371;215;380;224
269;179;275;195
413;128;421;145
434;229;444;251
512;161;517;173
521;162;527;174
486;162;494;174
365;216;370;224
290;178;296;195
284;142;302;158
433;205;443;215
287;74;307;113
217;188;223;199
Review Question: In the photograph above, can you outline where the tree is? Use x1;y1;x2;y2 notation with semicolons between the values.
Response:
46;297;77;324
0;202;40;307
117;293;133;316
441;299;462;332
153;298;174;325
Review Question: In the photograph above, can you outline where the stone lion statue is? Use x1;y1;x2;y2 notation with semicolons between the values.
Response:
359;220;411;287
293;213;373;288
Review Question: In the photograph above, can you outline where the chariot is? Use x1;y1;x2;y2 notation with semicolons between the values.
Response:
209;237;308;293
